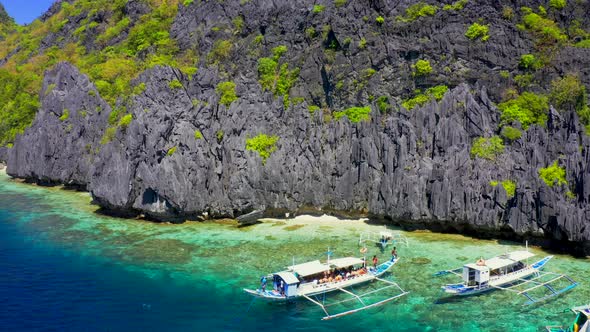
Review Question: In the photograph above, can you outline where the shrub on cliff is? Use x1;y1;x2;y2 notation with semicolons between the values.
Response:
550;74;587;112
397;2;438;22
334;0;347;7
168;79;183;89
539;161;567;187
118;114;132;128
207;39;233;64
470;136;504;160
549;74;590;132
376;96;392;113
333;106;371;123
519;54;541;70
257;46;299;108
412;59;432;77
501;126;522;141
216;81;237;107
465;23;489;41
312;5;325;14
59;109;70;121
519;8;567;45
402;85;449;110
498;92;549;129
549;0;566;10
443;0;468;11
501;180;516;198
246;134;279;164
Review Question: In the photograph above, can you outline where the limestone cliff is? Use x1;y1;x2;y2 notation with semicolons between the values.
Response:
2;0;590;254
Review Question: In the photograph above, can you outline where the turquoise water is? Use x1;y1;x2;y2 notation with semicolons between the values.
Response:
0;170;588;331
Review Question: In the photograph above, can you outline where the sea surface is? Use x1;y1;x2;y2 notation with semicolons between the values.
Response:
0;170;588;331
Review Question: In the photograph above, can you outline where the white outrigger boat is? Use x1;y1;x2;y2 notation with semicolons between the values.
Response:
546;304;590;332
436;249;577;305
244;253;408;320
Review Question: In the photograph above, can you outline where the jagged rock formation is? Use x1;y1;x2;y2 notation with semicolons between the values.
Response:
2;0;590;254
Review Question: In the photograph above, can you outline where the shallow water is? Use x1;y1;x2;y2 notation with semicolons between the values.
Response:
0;171;588;331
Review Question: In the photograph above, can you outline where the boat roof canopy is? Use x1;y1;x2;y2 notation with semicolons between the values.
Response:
465;251;536;270
288;260;330;277
275;271;300;285
329;257;365;268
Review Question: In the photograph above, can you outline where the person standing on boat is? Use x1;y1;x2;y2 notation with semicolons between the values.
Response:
372;255;378;268
260;276;267;292
391;247;397;261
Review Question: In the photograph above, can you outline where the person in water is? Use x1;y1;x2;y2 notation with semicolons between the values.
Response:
372;255;378;268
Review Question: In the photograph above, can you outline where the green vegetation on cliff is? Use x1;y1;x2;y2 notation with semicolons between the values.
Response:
397;2;438;22
333;106;371;123
0;0;194;146
465;23;489;41
257;46;299;108
246;134;279;164
0;0;589;150
549;74;590;132
216;81;238;107
498;92;549;129
539;161;567;187
402;85;448;110
412;59;432;77
470;136;504;160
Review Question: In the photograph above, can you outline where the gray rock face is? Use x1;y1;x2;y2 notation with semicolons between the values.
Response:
5;0;590;254
7;62;110;187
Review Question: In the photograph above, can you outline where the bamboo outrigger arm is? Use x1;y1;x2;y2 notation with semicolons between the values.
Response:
300;278;409;321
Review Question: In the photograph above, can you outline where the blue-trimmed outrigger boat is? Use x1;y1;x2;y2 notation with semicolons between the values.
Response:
436;248;577;305
244;251;408;320
546;304;590;332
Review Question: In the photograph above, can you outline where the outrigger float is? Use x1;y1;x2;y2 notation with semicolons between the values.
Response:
358;230;409;249
244;251;408;320
546;304;590;332
435;247;577;305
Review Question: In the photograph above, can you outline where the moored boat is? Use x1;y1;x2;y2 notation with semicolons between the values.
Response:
437;249;577;304
546;305;590;332
244;253;408;320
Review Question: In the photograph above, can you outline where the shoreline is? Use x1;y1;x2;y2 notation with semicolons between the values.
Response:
1;169;588;257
